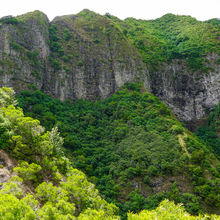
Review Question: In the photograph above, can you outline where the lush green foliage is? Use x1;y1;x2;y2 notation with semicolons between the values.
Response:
17;83;220;218
0;171;119;219
195;103;220;159
0;87;119;219
205;18;220;27
0;16;19;25
0;86;219;219
49;24;63;54
107;13;220;72
127;199;220;219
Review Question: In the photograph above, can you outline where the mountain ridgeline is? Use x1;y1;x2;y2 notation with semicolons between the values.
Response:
0;9;220;219
0;10;219;122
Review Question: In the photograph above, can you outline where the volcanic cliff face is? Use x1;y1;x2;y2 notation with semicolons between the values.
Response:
150;54;220;122
0;11;49;91
44;10;149;101
0;10;219;122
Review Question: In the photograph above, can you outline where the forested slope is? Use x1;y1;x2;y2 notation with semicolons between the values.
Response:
0;86;219;219
17;83;220;218
0;87;119;219
0;9;219;219
195;103;220;159
108;13;220;72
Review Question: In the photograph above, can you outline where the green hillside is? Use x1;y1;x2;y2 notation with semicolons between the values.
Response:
195;103;220;159
1;87;219;219
17;83;220;218
0;87;119;219
107;13;220;72
0;9;219;220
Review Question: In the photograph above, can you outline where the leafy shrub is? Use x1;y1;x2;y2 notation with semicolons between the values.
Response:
77;61;84;67
0;16;19;25
14;161;42;183
64;28;71;41
94;38;101;43
10;41;23;51
50;58;61;70
127;199;218;219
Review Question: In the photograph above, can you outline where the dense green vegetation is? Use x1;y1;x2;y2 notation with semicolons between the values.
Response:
127;200;220;220
205;18;220;27
107;13;220;72
1;9;220;218
195;103;220;159
17;83;220;218
0;16;20;25
0;85;219;219
46;10;220;75
0;87;119;219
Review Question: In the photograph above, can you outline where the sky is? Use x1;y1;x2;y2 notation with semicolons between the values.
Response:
0;0;219;21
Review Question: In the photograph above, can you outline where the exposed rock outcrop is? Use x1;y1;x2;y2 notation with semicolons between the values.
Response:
150;54;220;121
43;10;149;100
0;11;49;91
0;10;219;123
0;150;16;186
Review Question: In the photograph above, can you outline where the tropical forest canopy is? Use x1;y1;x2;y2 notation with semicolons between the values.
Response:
16;83;220;219
1;86;219;219
106;12;220;72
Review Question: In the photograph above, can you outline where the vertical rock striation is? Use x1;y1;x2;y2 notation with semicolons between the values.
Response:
150;54;220;121
0;11;50;91
43;10;148;100
0;10;219;123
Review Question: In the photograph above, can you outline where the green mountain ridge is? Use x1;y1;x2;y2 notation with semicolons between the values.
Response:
0;9;220;219
0;9;219;122
106;12;219;70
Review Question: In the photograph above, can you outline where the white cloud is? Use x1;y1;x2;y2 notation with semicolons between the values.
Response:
0;0;219;21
